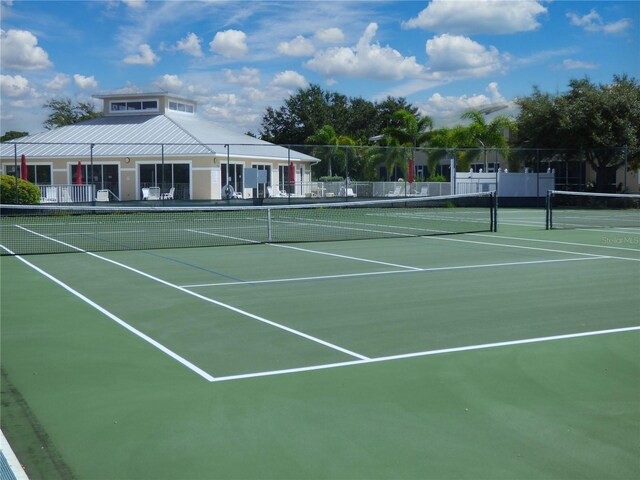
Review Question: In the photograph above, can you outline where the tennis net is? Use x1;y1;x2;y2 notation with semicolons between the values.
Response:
1;192;496;256
546;190;640;229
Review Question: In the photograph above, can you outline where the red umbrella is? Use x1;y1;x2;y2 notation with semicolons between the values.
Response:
76;160;83;185
20;154;28;181
408;158;414;183
289;162;295;186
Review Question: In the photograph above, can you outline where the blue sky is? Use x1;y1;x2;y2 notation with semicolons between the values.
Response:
1;0;638;137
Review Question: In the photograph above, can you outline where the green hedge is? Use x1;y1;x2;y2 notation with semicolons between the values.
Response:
0;174;41;204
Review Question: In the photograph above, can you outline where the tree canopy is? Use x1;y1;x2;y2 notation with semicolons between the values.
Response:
515;74;640;189
259;84;416;145
1;131;29;142
42;98;102;130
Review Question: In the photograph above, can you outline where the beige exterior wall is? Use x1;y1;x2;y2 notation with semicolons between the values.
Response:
1;155;315;200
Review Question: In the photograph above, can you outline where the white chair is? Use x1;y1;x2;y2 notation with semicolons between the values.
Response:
96;189;109;202
160;187;175;200
417;186;429;196
60;188;73;203
148;187;161;200
141;188;150;200
385;185;402;197
41;186;58;203
267;186;286;198
338;187;357;197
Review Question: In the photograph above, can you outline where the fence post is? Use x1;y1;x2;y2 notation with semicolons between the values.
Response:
13;143;18;204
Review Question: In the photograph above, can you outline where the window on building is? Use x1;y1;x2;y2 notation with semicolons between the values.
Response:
5;164;52;185
278;164;299;194
140;162;189;199
252;165;271;198
72;163;119;198
221;163;243;196
110;99;159;113
168;100;195;114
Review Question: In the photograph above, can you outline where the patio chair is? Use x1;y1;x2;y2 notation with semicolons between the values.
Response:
142;187;161;200
96;189;110;202
148;187;161;200
41;186;58;203
160;187;175;200
338;187;357;197
385;185;402;197
267;186;286;198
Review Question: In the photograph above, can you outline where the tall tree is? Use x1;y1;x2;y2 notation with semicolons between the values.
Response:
461;110;517;169
384;109;433;179
515;75;640;191
306;125;357;178
427;125;471;174
1;131;29;142
259;84;417;147
42;98;102;130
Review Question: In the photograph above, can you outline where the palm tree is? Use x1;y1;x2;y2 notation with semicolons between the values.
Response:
384;109;433;181
427;126;471;176
461;110;516;170
306;125;340;177
306;125;357;178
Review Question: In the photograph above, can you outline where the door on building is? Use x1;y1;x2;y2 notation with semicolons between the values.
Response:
140;163;189;199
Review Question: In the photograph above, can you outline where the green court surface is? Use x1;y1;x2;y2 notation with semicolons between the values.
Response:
1;208;638;479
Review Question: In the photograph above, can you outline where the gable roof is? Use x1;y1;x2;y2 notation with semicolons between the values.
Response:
1;112;317;163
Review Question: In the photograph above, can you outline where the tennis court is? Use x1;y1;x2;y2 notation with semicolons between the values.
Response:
1;197;638;479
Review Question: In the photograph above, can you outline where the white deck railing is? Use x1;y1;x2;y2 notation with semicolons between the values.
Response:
39;185;95;203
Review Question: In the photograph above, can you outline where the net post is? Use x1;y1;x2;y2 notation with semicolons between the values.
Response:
545;190;552;230
491;191;498;232
267;207;273;242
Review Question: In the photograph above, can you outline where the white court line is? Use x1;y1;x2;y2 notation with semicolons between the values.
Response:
269;243;422;271
210;325;640;382
182;256;608;288
13;226;369;362
1;244;216;382
186;228;260;244
423;234;613;258
470;232;640;253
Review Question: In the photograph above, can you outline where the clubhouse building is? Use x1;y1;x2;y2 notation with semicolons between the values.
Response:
1;92;318;201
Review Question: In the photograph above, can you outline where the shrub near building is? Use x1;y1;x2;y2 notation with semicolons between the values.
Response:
0;175;41;204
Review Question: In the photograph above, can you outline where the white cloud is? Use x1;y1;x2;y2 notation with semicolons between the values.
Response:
243;87;267;103
123;44;160;66
209;29;248;58
73;74;98;90
0;29;53;71
210;93;238;106
558;59;600;70
186;83;211;96
306;23;424;80
175;32;203;57
403;0;547;34
315;27;345;44
271;70;308;89
122;0;145;8
417;83;512;126
1;74;31;97
45;73;70;90
154;74;183;91
426;34;504;78
224;67;260;86
567;9;632;35
277;35;315;57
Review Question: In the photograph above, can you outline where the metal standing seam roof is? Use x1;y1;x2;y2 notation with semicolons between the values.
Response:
0;113;318;163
